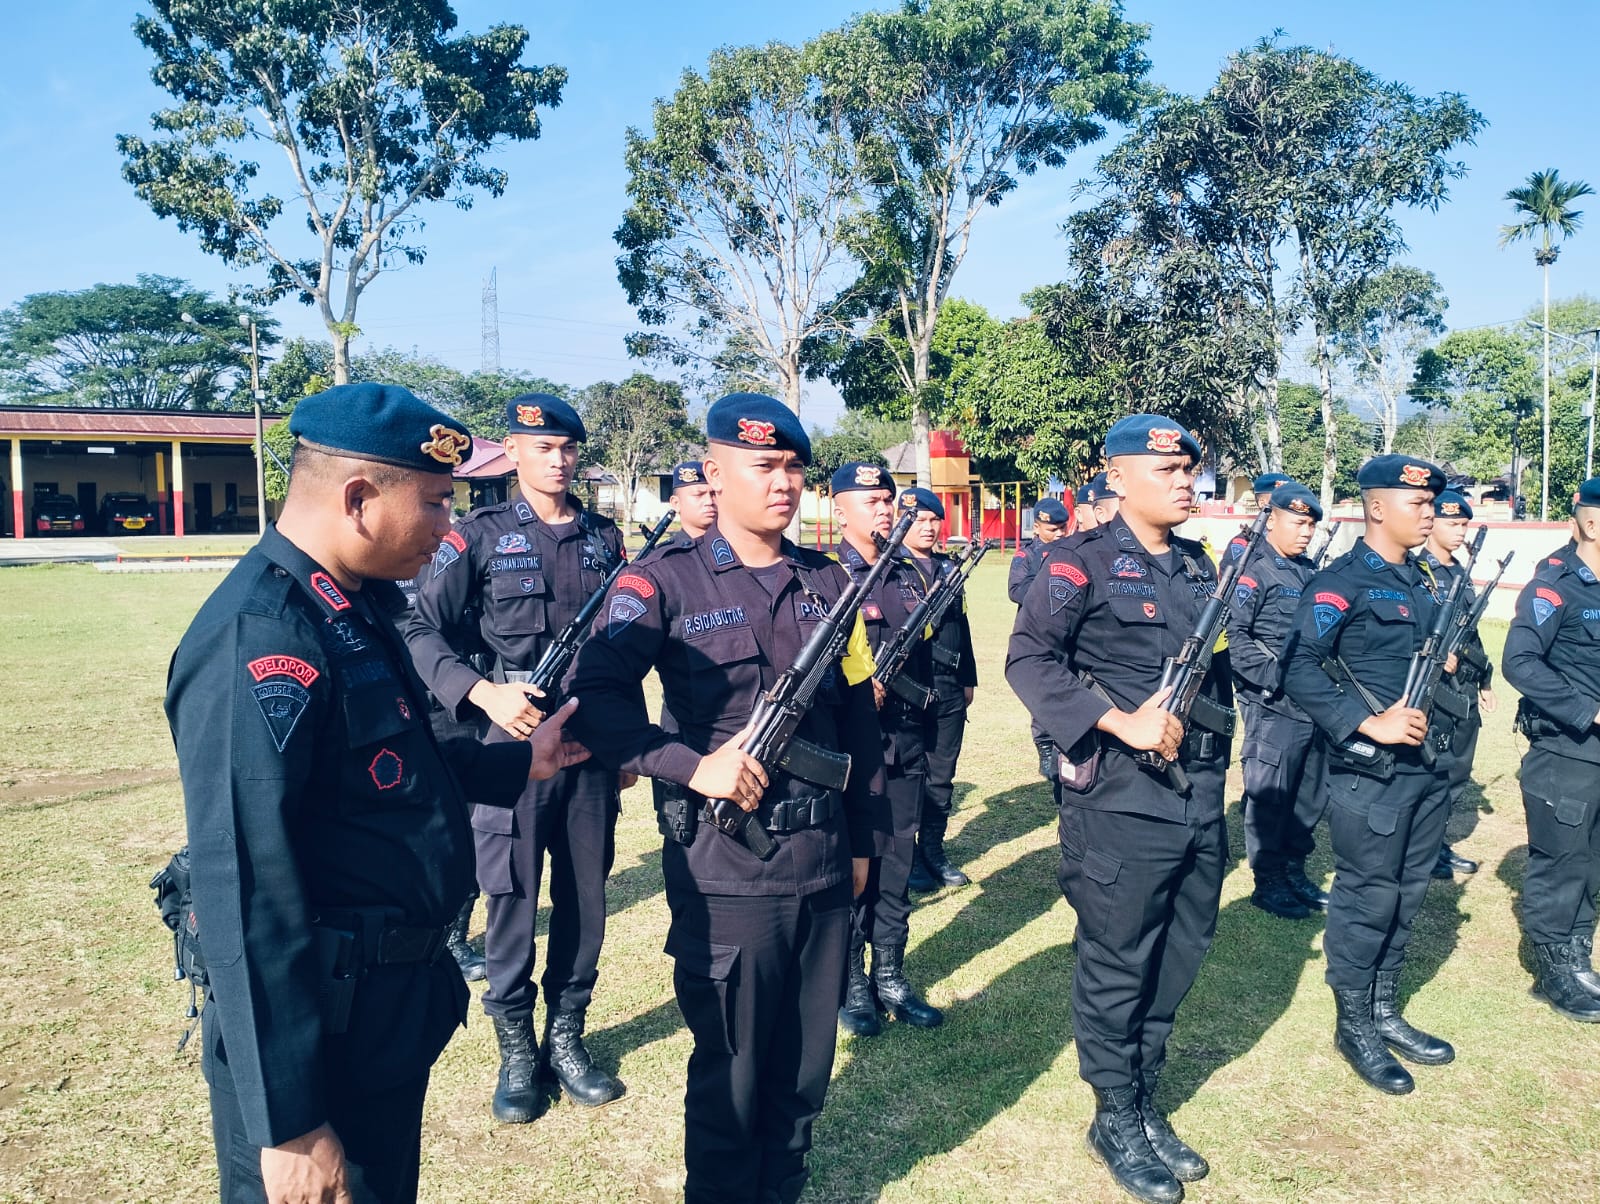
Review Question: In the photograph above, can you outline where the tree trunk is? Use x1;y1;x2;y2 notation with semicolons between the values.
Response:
1313;325;1338;512
331;327;352;386
911;322;933;490
1541;258;1551;521
1262;375;1284;470
780;359;804;541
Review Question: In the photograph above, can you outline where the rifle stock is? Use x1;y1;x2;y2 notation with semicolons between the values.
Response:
1404;525;1487;767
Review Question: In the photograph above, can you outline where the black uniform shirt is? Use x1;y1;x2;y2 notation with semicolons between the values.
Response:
1502;544;1600;757
566;526;890;895
1004;514;1228;818
405;493;624;717
1280;538;1440;746
837;538;934;747
911;550;978;698
1225;543;1315;719
1007;537;1054;605
165;526;531;1149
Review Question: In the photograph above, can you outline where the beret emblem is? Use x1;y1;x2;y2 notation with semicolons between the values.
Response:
420;424;470;466
1399;463;1429;487
515;404;544;428
1146;428;1182;454
737;418;777;446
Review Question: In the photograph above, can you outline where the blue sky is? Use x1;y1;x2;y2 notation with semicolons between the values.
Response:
2;1;1597;428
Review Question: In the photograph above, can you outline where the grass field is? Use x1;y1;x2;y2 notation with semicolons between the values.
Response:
0;557;1596;1203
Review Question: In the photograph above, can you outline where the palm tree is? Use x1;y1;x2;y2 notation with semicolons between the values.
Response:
1501;168;1594;520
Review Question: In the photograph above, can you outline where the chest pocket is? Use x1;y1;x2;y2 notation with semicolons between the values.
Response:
684;621;762;722
1107;593;1167;627
339;688;424;812
1368;596;1418;644
488;569;548;636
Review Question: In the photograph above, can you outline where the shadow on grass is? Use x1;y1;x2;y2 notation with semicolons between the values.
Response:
606;847;666;915
1496;842;1534;974
944;781;1058;873
810;939;1077;1202
586;995;686;1069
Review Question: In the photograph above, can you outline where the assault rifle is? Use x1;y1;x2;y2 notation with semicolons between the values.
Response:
703;510;916;859
924;539;989;632
1402;525;1487;767
1442;546;1513;691
1136;509;1270;793
525;509;676;711
873;559;956;710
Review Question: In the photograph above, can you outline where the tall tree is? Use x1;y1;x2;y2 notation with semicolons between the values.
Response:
812;297;999;423
1500;168;1594;518
0;275;274;409
1411;327;1538;491
119;1;565;384
814;0;1151;485
1330;266;1446;454
615;42;865;418
578;374;700;529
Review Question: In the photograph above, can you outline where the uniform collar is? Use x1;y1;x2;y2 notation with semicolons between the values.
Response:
697;521;807;575
1544;542;1600;584
510;491;588;529
257;524;404;618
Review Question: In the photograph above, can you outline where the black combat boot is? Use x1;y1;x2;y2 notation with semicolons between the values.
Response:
1085;1085;1184;1204
907;844;940;893
1284;859;1329;911
838;943;882;1037
870;944;943;1028
1532;943;1600;1022
919;811;970;888
541;1007;625;1106
1433;843;1478;878
1251;867;1311;920
1571;934;1600;1000
1373;969;1455;1064
1332;985;1414;1095
445;896;486;982
1137;1072;1208;1183
490;1013;543;1124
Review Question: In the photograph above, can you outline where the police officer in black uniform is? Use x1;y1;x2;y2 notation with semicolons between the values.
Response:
900;488;979;893
1072;471;1120;536
566;394;889;1204
1225;482;1330;920
166;384;587;1203
832;467;944;1036
669;460;718;543
405;394;628;1122
1251;471;1294;511
1008;496;1070;603
1418;490;1494;880
1281;454;1456;1096
1007;414;1228;1204
1501;476;1600;1023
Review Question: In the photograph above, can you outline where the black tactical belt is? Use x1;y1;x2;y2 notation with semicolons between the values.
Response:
312;910;451;968
930;644;962;670
759;792;839;834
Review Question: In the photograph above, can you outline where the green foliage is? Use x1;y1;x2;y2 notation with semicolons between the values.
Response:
806;434;888;489
261;338;334;409
1330;266;1447;453
577;374;700;525
118;0;564;381
1500;168;1594;262
1411;327;1538;488
1273;382;1367;501
615;41;864;408
813;0;1152;473
0;275;274;409
815;298;999;423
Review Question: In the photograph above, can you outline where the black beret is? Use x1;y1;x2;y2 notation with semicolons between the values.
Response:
831;462;892;495
1357;454;1444;493
1433;489;1473;519
705;393;811;465
290;383;470;473
1253;471;1295;494
507;393;586;441
1104;414;1202;460
898;487;945;520
1034;498;1070;523
1577;478;1600;508
1269;482;1323;521
671;461;707;488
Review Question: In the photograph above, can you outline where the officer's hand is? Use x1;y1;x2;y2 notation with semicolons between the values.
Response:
1358;702;1429;747
469;679;547;739
852;857;870;899
1479;688;1498;713
1096;686;1183;760
260;1123;351;1204
1444;652;1459;676
619;771;639;791
964;687;975;706
527;699;591;780
871;679;887;710
688;722;769;811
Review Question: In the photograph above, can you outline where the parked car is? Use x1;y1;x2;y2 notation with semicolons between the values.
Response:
31;492;85;534
99;492;156;534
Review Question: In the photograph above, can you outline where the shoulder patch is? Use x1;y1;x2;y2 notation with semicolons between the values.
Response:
711;538;736;567
1363;550;1386;571
1532;586;1564;627
616;573;655;598
247;655;320;687
514;500;534;522
1226;536;1249;562
1235;575;1258;606
1311;591;1350;638
251;679;312;752
1050;560;1089;586
607;594;648;639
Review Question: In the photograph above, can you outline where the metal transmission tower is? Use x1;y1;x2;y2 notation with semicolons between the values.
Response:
481;267;501;374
